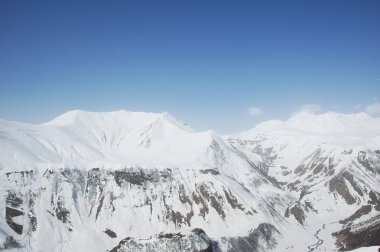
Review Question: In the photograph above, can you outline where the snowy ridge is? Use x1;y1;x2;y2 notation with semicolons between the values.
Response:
243;111;380;136
0;110;227;171
233;112;380;148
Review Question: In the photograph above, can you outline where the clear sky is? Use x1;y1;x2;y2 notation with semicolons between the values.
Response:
1;0;379;133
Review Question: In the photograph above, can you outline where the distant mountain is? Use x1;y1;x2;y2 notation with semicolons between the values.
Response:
0;110;379;251
226;112;380;251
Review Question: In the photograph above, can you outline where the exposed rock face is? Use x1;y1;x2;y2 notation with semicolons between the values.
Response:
284;203;305;225
328;174;356;205
357;151;380;175
0;165;287;251
333;215;380;251
220;223;280;252
110;224;280;252
3;171;37;237
5;207;23;235
104;229;117;238
110;229;214;252
339;205;372;225
84;167;258;228
328;171;366;206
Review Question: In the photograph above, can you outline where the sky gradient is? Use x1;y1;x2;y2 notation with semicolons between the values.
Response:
1;0;379;133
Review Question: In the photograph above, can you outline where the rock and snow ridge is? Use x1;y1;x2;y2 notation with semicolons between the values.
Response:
0;110;379;251
0;110;226;171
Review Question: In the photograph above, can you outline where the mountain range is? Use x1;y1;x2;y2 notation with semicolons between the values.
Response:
1;110;379;251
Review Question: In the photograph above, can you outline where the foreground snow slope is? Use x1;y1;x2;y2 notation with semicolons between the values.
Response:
350;246;380;252
1;110;379;251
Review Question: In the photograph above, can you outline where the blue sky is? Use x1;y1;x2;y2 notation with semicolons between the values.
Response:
1;0;379;133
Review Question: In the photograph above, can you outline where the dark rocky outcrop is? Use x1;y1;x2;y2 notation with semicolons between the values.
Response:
285;203;305;225
104;228;117;238
329;174;356;205
6;207;24;235
220;223;280;252
1;236;22;250
223;188;245;211
200;169;220;175
339;205;372;225
110;228;213;252
333;214;380;251
357;151;377;174
199;184;225;219
55;196;71;224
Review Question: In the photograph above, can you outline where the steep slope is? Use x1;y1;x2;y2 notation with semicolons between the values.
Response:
0;110;298;252
227;112;380;251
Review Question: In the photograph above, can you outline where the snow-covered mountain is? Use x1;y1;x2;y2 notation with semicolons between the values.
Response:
227;112;380;251
0;110;379;251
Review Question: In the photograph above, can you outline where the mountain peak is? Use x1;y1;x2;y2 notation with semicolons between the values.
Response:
1;110;221;168
44;110;158;126
43;109;195;133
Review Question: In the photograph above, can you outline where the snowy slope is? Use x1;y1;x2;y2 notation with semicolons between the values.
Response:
350;246;380;252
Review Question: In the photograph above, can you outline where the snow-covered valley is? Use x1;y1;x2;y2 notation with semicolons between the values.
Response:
1;110;379;251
